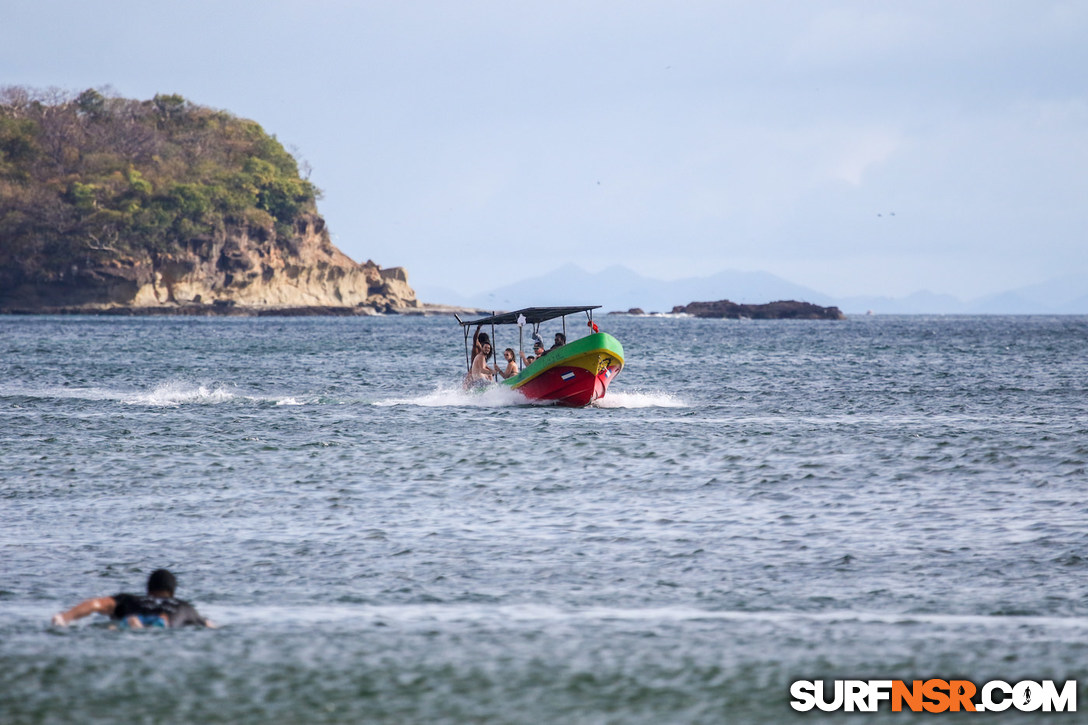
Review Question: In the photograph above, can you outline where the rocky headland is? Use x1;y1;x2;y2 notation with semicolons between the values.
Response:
0;212;420;315
0;88;419;314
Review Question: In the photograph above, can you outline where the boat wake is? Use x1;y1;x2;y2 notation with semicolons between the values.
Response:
374;385;687;409
0;381;307;408
128;382;240;406
373;383;540;408
3;381;685;410
594;390;687;408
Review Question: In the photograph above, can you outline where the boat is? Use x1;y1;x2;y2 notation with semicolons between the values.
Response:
456;306;624;407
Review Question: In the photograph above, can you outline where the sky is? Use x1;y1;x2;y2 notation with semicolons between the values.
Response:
4;1;1087;301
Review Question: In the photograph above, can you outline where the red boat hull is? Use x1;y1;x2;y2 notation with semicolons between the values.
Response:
500;331;624;407
515;363;620;407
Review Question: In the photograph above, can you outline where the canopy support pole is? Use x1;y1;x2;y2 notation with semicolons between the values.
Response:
463;325;471;372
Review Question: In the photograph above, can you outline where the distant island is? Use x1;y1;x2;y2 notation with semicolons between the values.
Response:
608;300;844;319
673;300;844;319
0;87;418;314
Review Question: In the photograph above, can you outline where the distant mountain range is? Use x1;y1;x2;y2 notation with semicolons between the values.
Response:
418;265;1088;315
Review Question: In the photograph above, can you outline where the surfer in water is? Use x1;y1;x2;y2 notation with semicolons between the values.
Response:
51;568;214;629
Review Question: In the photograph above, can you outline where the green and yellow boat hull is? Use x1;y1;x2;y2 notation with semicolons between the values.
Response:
503;332;624;407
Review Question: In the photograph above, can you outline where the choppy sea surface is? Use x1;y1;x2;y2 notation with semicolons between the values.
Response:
2;314;1087;724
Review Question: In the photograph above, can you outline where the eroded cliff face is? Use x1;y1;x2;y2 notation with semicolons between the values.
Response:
0;215;420;313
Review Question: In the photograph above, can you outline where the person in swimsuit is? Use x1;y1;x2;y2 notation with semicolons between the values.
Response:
471;326;490;359
494;348;519;379
465;341;495;387
51;568;214;629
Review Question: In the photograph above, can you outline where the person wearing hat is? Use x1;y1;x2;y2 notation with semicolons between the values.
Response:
521;337;546;368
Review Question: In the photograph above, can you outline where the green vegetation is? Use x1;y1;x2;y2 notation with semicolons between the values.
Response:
0;86;319;281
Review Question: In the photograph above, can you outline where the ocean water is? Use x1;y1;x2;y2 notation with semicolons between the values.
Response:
2;314;1087;723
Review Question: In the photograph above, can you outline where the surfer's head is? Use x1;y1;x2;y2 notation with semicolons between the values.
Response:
147;569;176;597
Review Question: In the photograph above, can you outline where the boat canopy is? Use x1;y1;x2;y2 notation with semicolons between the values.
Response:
457;306;600;327
456;306;602;374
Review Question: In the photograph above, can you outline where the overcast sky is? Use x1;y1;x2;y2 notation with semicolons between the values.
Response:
4;1;1086;300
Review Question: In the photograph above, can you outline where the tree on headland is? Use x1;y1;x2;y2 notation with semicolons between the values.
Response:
0;86;321;286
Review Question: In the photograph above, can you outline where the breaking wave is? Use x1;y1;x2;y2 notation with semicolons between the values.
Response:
195;603;1088;630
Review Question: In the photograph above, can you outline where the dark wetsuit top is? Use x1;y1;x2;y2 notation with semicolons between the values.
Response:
111;593;207;627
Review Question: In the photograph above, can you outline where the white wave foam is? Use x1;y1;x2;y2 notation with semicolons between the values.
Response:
7;380;684;410
0;385;120;402
127;382;238;406
594;391;687;408
376;385;686;409
1;381;315;408
374;383;537;408
198;603;1088;630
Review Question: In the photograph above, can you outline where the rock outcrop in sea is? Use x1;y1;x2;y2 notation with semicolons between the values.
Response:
672;299;845;319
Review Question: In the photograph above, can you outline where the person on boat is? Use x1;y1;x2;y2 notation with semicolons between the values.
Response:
465;341;495;387
522;339;546;366
549;332;567;352
495;348;519;379
51;568;214;629
471;326;491;360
